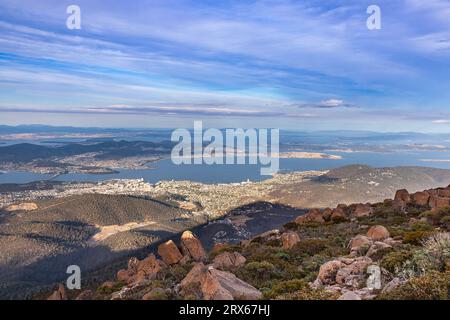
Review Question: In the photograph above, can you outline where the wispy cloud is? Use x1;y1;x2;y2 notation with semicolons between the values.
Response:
297;99;356;109
0;0;449;130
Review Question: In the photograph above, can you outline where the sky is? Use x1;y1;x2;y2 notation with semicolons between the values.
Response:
0;0;450;131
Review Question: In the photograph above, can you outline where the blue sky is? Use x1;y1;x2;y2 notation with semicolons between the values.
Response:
0;0;450;131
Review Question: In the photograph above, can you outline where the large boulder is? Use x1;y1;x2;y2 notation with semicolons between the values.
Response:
281;231;300;249
212;252;246;270
158;240;183;265
117;253;166;284
180;263;261;300
207;268;262;300
381;277;404;294
47;284;67;300
353;204;373;218
295;209;324;223
331;207;347;222
349;235;373;255
366;242;393;260
367;225;390;241
394;189;411;203
429;195;450;209
437;188;450;198
181;231;206;261
335;257;372;289
317;260;345;285
412;191;430;206
322;208;333;221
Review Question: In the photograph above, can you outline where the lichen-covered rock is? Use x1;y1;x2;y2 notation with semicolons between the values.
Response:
212;252;246;270
366;242;393;260
317;260;345;285
349;235;373;255
335;257;372;289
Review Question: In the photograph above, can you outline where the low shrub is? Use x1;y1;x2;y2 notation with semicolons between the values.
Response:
263;279;307;299
403;231;434;245
413;232;450;273
380;250;412;274
378;271;450;300
291;239;329;257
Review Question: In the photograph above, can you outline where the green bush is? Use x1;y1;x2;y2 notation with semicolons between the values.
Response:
378;271;450;300
96;281;125;295
262;278;338;300
412;232;450;273
263;279;308;299
291;239;329;257
209;244;242;259
410;220;433;232
380;250;412;273
420;207;450;226
278;287;339;300
239;261;276;282
403;231;434;245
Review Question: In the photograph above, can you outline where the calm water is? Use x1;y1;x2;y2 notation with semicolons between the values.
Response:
2;150;450;184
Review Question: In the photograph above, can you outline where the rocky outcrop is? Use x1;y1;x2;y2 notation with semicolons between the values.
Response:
212;252;246;270
117;253;166;285
180;263;261;300
181;231;206;261
335;257;372;288
429;195;450;209
295;208;324;223
366;241;393;260
412;191;430;206
349;235;372;255
331;207;347;222
353;203;373;217
394;189;411;203
158;240;183;265
317;260;345;285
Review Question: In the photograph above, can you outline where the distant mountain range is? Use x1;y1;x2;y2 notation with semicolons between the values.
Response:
0;140;175;163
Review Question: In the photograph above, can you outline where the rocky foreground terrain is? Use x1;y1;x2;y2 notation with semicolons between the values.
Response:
47;185;450;300
3;165;450;299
